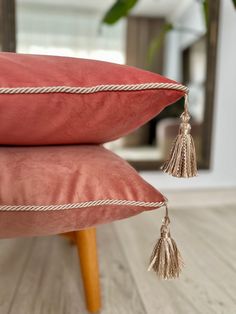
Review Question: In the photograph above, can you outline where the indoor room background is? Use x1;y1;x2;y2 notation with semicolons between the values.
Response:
0;0;236;313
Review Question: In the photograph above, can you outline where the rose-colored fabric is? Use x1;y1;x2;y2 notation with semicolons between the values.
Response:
0;145;165;238
0;52;184;145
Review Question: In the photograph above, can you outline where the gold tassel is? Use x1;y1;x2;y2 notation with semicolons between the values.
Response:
148;204;184;279
161;94;197;178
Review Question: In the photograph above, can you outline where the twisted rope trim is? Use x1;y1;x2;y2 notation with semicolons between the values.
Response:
0;83;188;95
0;199;166;212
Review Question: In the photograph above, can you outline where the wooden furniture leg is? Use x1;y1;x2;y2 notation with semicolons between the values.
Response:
60;231;76;244
75;228;101;313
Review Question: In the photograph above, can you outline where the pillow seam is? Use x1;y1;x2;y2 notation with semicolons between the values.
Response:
0;199;166;211
0;82;188;95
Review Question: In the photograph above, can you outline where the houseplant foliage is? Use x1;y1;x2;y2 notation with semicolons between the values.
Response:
102;0;235;64
102;0;235;25
102;0;138;25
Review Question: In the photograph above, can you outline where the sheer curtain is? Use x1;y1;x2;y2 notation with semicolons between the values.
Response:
16;1;126;64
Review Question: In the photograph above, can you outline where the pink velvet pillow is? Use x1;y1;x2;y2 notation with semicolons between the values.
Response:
0;145;166;239
0;52;187;145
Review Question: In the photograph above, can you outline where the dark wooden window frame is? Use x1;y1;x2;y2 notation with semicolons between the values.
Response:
0;0;16;52
128;0;220;171
201;0;220;170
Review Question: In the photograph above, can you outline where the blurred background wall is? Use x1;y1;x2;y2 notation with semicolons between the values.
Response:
142;0;236;189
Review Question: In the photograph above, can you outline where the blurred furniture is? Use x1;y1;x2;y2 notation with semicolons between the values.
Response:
156;118;202;162
63;229;101;313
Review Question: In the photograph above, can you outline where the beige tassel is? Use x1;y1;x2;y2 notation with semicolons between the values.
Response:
148;204;184;279
161;94;197;178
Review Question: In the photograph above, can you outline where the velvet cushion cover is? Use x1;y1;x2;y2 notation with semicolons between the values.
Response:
0;52;186;145
0;145;166;239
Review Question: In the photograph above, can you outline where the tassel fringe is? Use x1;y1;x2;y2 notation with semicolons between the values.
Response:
161;94;197;178
148;205;184;280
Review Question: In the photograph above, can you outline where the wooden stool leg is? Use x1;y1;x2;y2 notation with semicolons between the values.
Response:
75;228;101;313
60;231;76;244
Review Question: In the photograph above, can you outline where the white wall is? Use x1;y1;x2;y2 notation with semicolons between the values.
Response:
141;0;236;189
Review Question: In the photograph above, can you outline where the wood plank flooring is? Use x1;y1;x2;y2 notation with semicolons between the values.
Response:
0;189;235;314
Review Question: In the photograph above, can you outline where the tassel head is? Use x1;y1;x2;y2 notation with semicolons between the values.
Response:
148;205;184;280
161;94;197;178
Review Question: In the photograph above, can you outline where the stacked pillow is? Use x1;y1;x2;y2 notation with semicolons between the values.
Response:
0;52;187;238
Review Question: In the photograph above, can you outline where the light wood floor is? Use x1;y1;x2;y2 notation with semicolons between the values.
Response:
0;189;236;314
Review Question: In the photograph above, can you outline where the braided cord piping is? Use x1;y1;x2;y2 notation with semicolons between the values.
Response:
0;83;188;95
0;199;166;212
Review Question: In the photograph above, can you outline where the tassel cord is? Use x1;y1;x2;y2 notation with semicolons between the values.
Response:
161;93;197;178
148;204;184;279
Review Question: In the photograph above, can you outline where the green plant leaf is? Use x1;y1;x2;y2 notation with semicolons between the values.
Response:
147;23;173;66
232;0;236;9
202;0;209;28
102;0;139;25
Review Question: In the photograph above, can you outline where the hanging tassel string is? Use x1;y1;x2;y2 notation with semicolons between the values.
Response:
161;94;197;178
148;204;184;279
